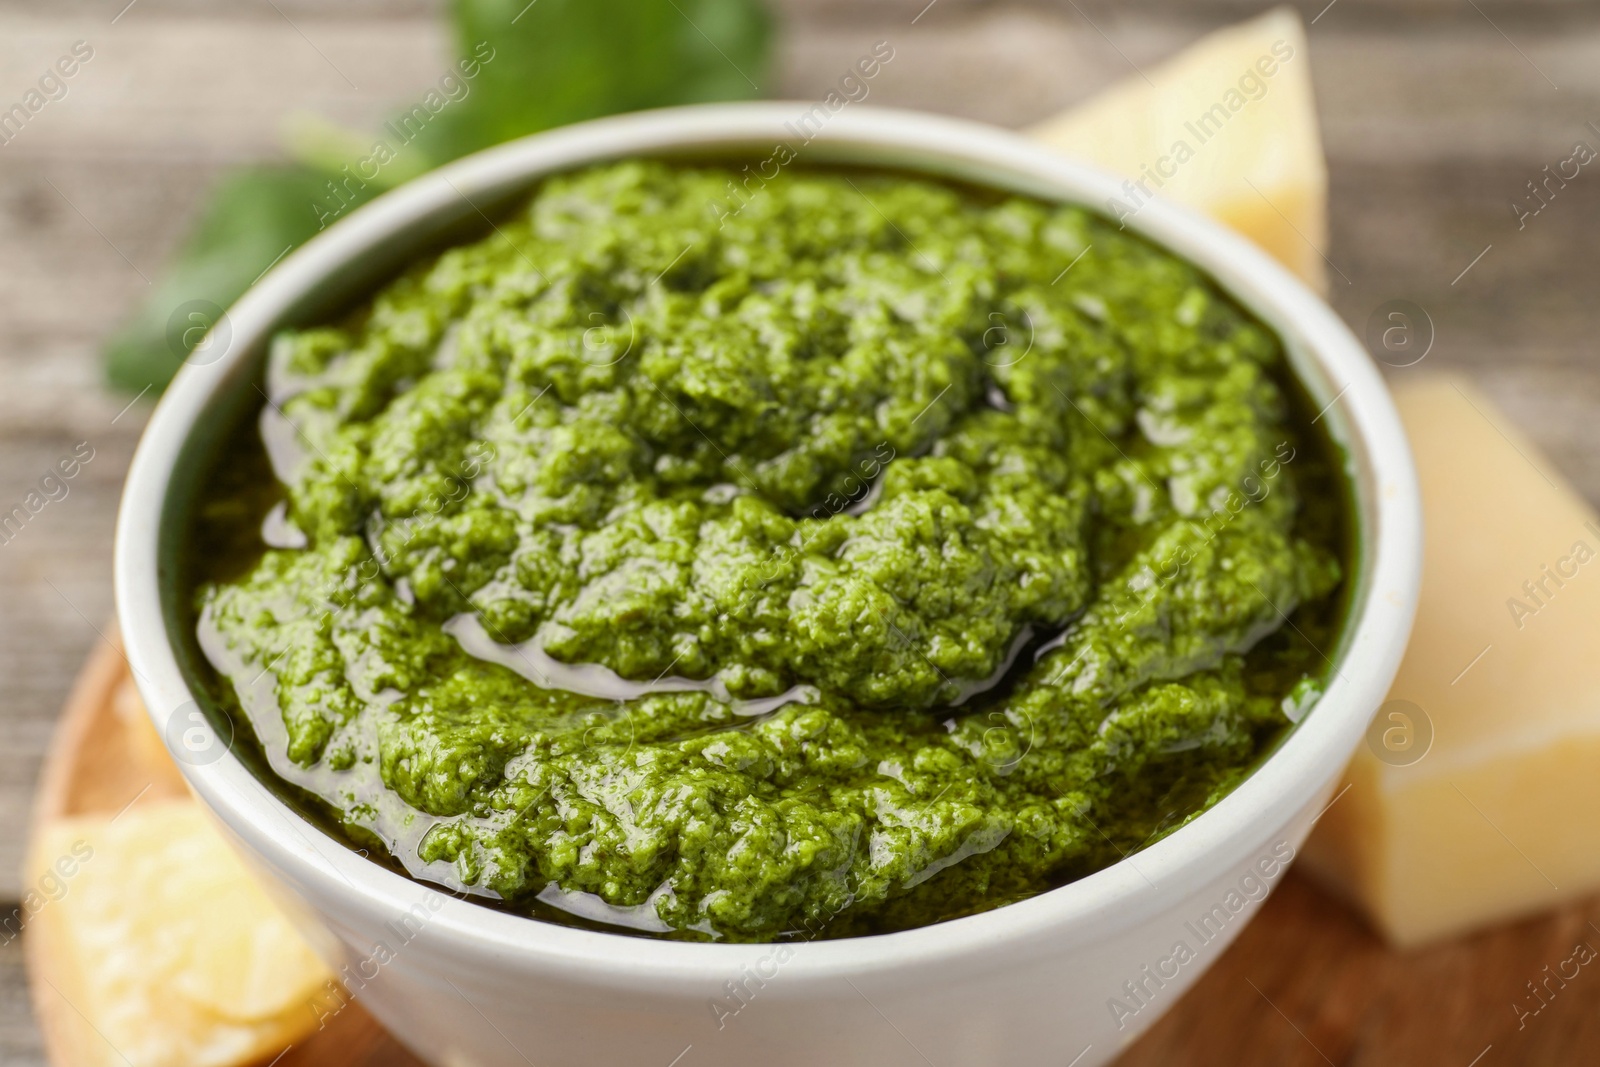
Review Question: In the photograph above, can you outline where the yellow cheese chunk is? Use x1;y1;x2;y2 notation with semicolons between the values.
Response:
1028;6;1329;290
25;799;334;1067
1303;376;1600;945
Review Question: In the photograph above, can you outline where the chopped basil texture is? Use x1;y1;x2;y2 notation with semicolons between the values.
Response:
196;161;1343;941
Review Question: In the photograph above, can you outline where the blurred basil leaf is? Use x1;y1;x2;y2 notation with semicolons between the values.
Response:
104;166;349;393
105;0;771;394
408;0;772;162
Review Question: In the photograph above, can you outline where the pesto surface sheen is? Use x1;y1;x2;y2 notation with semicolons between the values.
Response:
194;161;1345;942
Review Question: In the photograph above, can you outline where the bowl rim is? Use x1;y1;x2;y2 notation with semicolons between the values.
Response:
115;101;1419;985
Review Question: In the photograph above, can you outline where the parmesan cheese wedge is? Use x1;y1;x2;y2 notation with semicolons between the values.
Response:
1028;6;1329;290
25;799;333;1067
1303;376;1600;945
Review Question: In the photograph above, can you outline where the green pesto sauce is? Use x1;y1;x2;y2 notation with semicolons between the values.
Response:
189;160;1349;942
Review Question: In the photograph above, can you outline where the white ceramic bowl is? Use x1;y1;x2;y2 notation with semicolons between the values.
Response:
116;103;1419;1067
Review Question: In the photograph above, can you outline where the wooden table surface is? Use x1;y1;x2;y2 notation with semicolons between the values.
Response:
3;1;1598;1063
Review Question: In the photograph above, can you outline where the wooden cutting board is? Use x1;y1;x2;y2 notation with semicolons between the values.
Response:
23;632;426;1067
26;634;1600;1066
